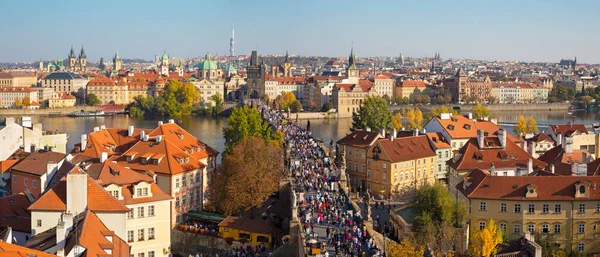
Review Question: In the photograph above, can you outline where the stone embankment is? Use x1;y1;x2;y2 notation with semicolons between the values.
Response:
389;102;571;112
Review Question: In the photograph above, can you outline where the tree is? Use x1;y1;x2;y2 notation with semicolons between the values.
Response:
535;234;568;257
14;99;21;108
471;103;490;119
431;105;459;117
207;137;284;216
469;219;503;257
402;108;423;130
382;94;391;104
276;92;297;110
223;105;274;154
526;117;538;134
210;93;224;116
411;183;468;253
289;100;302;113
514;115;527;136
579;95;593;107
351;96;392;132
87;93;101;106
22;96;31;107
307;100;318;111
392;113;403;130
321;101;333;112
386;240;423;257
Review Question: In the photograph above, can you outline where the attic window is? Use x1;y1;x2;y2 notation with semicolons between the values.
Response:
451;117;458;122
474;152;484;161
142;158;148;164
448;125;455;131
510;154;516;159
178;158;184;164
153;159;159;165
486;141;493;147
463;124;471;130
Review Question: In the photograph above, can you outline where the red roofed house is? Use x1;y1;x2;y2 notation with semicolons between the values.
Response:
447;129;546;194
0;192;35;244
10;150;66;198
544;123;599;159
457;169;600;255
336;130;382;192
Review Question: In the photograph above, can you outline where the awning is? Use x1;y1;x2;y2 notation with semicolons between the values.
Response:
185;210;227;223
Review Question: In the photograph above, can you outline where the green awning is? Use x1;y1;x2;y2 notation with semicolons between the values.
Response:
185;211;227;223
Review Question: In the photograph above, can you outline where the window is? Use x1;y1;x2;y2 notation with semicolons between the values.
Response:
127;208;134;219
148;251;155;257
12;175;16;183
138;253;145;257
33;180;37;188
148;227;155;239
480;202;487;211
513;224;521;234
554;224;561;234
175;178;180;188
578;243;584;253
555;204;561;213
182;176;187;187
528;224;535;234
479;222;486;230
138;207;144;218
394;173;398;182
528;204;535;213
148;205;155;216
579;203;586;213
176;197;180;207
542;204;549;213
542;224;549;234
500;223;507;232
24;178;28;186
500;203;507;212
36;220;42;227
127;230;134;242
111;190;119;198
196;172;201;183
597;203;600;212
138;229;145;241
579;223;585;234
514;204;521;213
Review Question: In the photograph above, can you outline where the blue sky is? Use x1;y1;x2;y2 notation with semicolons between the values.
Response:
1;0;599;63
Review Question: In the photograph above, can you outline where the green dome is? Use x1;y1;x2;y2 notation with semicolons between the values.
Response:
226;63;236;72
198;53;218;70
161;51;168;61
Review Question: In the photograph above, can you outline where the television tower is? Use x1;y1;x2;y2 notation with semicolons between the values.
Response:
230;26;235;57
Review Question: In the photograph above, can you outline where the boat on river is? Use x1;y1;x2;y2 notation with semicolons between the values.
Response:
68;110;114;117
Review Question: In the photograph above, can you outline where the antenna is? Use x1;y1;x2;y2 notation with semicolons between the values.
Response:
74;212;79;256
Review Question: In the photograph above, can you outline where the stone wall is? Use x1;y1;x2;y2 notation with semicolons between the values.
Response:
389;103;571;113
171;230;245;256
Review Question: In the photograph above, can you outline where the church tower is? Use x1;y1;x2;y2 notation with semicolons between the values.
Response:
346;47;359;84
68;46;76;70
247;50;266;98
113;52;122;71
283;50;292;77
79;46;87;72
39;59;44;72
177;59;184;77
160;51;169;75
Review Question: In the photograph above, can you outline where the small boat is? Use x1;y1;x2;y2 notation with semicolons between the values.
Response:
68;110;114;117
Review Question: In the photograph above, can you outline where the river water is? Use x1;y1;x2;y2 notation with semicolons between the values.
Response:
4;109;596;161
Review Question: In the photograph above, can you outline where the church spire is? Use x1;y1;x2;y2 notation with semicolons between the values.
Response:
69;46;76;59
348;45;357;69
284;50;289;63
80;46;86;59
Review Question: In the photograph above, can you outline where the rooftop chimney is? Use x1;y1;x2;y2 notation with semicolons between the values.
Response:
440;113;451;120
498;129;507;149
477;129;485;149
168;119;175;124
550;164;555;174
140;131;145;141
582;152;588;164
66;169;88;215
158;121;163;126
100;152;108;163
413;129;419;137
156;135;162;143
390;128;397;141
80;134;87;151
100;125;106;130
381;128;386;138
556;133;563;146
527;158;533;174
127;125;134;137
563;136;573;154
143;135;149;142
366;127;371;132
93;126;100;132
30;144;36;153
422;128;427;134
466;112;473;120
528;141;537;158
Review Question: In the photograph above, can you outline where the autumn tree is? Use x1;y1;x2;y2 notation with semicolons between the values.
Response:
351;96;392;132
207;137;284;216
87;93;101;106
579;95;593;107
468;219;503;257
290;100;302;113
22;96;31;107
321;101;333;112
471;103;490;119
386;240;423;257
526;117;538;134
392;112;403;130
431;105;459;117
514;115;527;136
402;108;423;130
14;99;21;107
276;91;297;110
223;105;274;154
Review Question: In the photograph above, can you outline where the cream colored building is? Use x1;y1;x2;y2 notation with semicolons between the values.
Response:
86;77;129;105
48;92;76;108
545;124;599;159
0;87;38;108
366;134;436;197
337;130;382;192
373;76;394;98
332;81;374;118
394;80;427;99
458;171;600;255
0;71;37;87
41;72;88;97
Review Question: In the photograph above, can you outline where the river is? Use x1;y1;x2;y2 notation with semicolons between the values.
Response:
3;109;596;162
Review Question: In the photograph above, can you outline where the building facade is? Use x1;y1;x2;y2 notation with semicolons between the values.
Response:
0;87;38;108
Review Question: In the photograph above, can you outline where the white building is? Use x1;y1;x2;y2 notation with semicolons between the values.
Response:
0;87;38;108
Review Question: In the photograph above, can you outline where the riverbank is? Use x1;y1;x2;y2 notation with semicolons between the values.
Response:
389;102;571;112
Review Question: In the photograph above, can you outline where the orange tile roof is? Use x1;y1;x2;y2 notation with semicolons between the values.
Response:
538;146;588;175
116;139;205;175
0;159;20;173
426;132;451;149
75;127;153;159
29;167;129;212
433;115;520;142
0;87;36;93
86;159;154;186
149;123;218;158
458;169;600;201
401;80;427;87
336;130;381;149
87;76;116;87
0;241;58;257
449;137;546;171
376;136;436;163
0;193;33;233
120;183;173;205
548;124;588;135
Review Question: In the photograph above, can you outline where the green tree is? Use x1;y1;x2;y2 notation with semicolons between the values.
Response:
210;93;224;115
289;100;302;113
471;103;490;119
351;96;392;131
579;95;593;107
321;101;333;112
129;106;145;118
223;106;273;154
22;96;31;107
526;117;538;134
411;183;468;253
514;115;527;136
382;94;391;104
87;93;101;106
207;137;284;216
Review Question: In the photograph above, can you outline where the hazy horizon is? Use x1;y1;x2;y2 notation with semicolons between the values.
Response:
1;0;599;64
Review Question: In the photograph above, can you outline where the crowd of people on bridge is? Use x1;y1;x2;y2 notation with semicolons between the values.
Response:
259;101;383;257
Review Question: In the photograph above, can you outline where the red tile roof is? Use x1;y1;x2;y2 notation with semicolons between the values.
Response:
0;193;33;233
87;76;116;87
149;123;218;158
538;146;588;175
458;169;600;201
426;132;451;149
433;115;521;142
0;87;36;93
336;130;381;149
11;150;66;176
0;241;58;257
401;80;427;87
548;124;588;135
116;139;205;175
376;136;436;163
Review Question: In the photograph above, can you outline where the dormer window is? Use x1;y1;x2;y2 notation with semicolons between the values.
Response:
463;124;471;130
448;125;455;131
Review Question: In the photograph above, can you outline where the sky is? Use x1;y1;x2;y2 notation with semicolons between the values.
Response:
1;0;599;63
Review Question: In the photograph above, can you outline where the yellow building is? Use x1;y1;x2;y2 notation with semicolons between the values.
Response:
458;170;600;255
48;92;76;108
331;81;374;118
0;71;37;87
394;80;427;99
218;216;279;249
366;134;437;197
336;130;382;192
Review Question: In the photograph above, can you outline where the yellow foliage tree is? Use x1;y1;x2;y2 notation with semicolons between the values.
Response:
15;99;21;107
386;240;423;257
526;117;538;134
392;113;403;130
469;219;503;257
431;105;459;117
514;115;527;136
402;108;423;130
276;91;297;110
472;103;490;119
22;96;31;107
